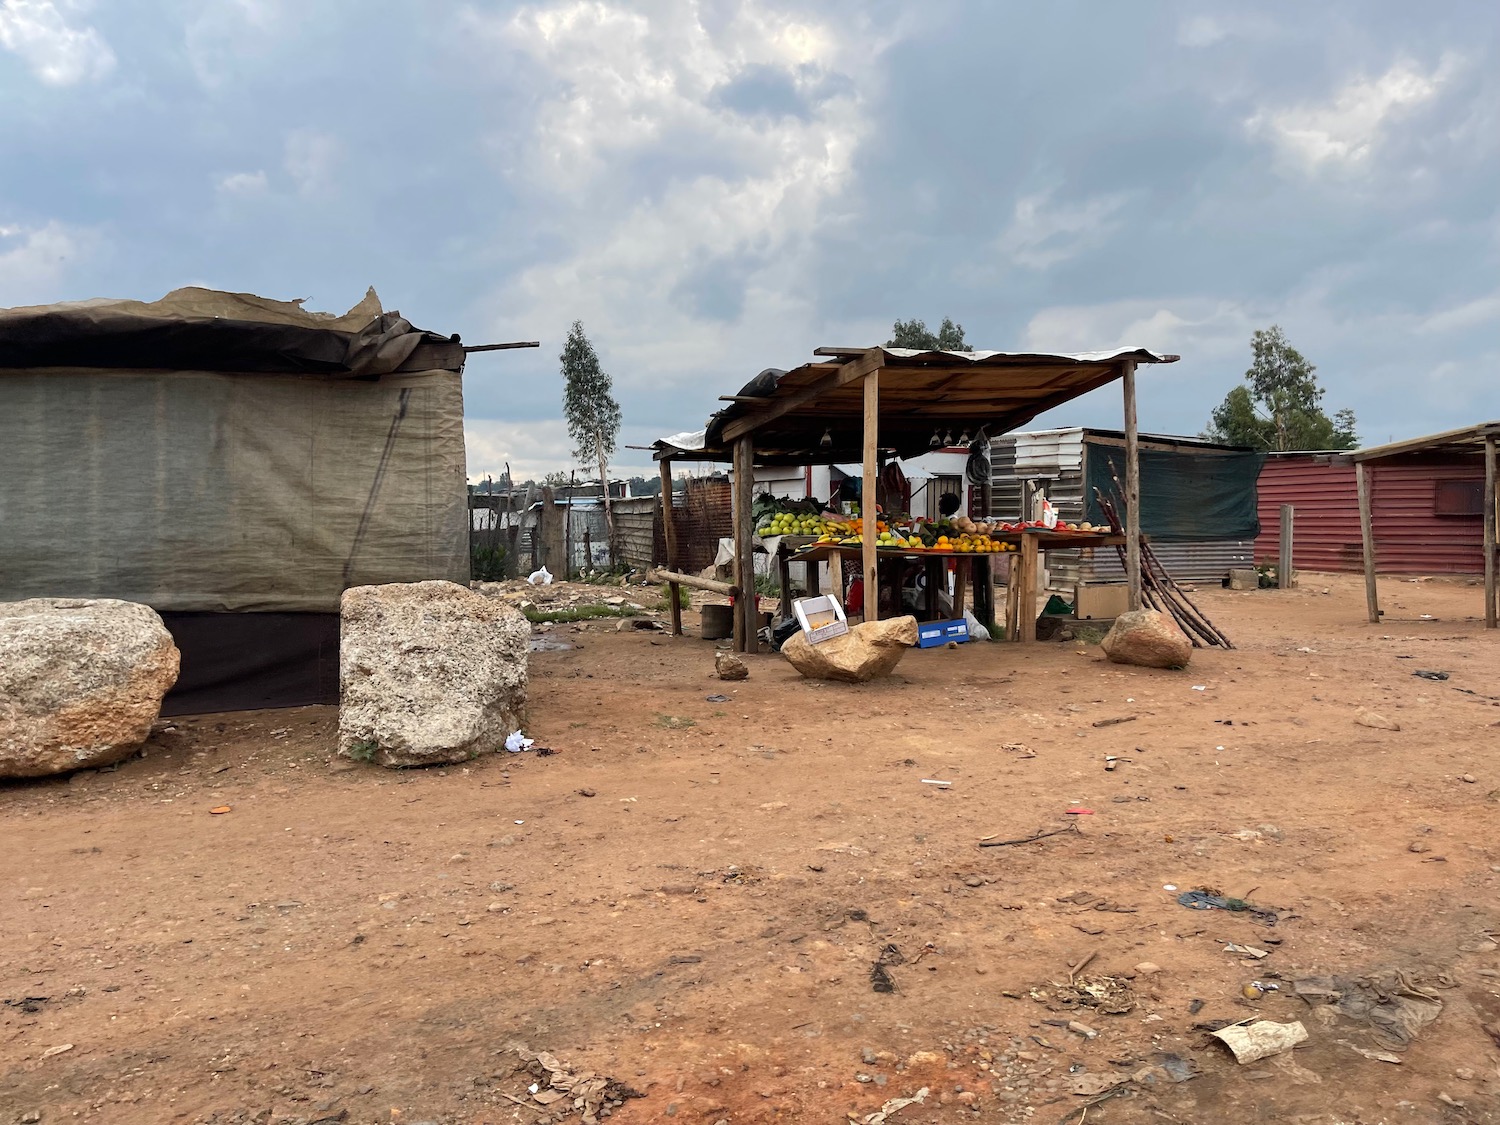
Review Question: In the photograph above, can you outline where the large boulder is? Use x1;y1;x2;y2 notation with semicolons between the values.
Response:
339;580;530;767
1100;609;1192;669
0;598;180;778
782;616;918;682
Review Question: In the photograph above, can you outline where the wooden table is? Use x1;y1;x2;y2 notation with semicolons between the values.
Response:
788;531;1124;641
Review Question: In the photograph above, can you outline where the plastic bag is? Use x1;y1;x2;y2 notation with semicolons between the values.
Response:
1040;498;1058;529
963;609;990;643
504;731;535;753
526;566;553;586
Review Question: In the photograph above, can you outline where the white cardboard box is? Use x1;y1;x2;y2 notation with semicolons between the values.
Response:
793;594;849;644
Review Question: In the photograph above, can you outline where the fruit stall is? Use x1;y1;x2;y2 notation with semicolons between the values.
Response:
653;344;1178;651
754;500;1122;642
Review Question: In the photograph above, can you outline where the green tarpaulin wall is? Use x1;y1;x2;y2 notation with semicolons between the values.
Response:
1085;444;1264;542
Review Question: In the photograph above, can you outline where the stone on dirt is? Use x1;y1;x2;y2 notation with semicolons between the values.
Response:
781;616;918;682
1100;609;1192;669
714;652;749;681
1227;568;1259;591
339;580;529;767
1355;708;1401;732
0;598;180;779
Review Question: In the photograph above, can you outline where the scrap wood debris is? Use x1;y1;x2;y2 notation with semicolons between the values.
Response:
979;821;1080;848
1031;973;1137;1016
501;1044;642;1124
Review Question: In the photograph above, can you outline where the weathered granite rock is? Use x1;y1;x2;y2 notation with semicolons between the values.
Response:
339;581;529;767
0;598;180;778
781;616;918;682
1100;609;1192;669
714;651;749;681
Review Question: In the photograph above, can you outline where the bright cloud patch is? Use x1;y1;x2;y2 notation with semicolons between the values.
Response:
0;0;115;85
0;220;89;305
217;170;269;197
465;417;578;483
1247;58;1452;168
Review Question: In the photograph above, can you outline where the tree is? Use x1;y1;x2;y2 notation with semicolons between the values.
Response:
887;316;969;351
1204;325;1358;451
560;321;623;565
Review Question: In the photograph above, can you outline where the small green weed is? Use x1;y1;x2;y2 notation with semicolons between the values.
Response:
346;739;380;763
655;714;696;730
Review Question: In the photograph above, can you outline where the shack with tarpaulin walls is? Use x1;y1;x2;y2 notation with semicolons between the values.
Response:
1346;423;1499;629
653;345;1179;651
0;287;536;712
989;427;1263;588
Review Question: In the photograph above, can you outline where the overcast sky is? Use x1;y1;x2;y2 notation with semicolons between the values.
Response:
3;1;1497;480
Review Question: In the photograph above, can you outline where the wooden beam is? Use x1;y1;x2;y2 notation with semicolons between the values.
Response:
721;350;883;444
462;341;541;352
732;437;756;651
646;568;740;598
1485;436;1497;629
1356;460;1380;624
862;368;879;622
1122;360;1142;611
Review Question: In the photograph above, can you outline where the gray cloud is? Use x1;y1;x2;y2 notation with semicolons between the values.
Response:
0;0;1495;478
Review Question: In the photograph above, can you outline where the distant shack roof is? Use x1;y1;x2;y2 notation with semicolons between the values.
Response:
1350;421;1500;462
655;346;1178;464
0;286;469;377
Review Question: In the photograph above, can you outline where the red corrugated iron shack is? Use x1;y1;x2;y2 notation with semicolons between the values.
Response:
1256;450;1487;575
1254;422;1497;629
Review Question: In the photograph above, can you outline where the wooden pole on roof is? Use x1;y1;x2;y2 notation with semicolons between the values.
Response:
1122;360;1142;611
1356;460;1380;624
862;366;880;622
1484;437;1496;629
733;436;756;651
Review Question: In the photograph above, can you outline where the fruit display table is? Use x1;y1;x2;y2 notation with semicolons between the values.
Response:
788;530;1123;642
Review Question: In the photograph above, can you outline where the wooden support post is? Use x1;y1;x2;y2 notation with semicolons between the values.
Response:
659;457;682;636
1019;532;1040;641
1004;556;1021;641
659;458;677;569
1356;460;1380;624
778;550;793;619
974;473;995;633
1278;504;1294;590
953;559;969;621
1122;360;1142;611
1485;437;1497;629
732;437;756;651
667;583;683;636
861;368;880;622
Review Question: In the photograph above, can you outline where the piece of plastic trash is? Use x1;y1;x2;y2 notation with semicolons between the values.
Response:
962;609;990;643
504;732;535;753
526;566;554;585
1065;808;1094;815
1162;884;1178;892
1211;1019;1307;1063
1191;685;1206;691
920;778;952;787
209;805;232;815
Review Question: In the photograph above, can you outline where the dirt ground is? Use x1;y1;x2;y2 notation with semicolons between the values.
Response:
5;572;1500;1125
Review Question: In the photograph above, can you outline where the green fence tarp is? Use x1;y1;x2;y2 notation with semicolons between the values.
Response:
1085;445;1264;542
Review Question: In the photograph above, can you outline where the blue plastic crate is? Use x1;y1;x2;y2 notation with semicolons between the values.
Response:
917;619;969;648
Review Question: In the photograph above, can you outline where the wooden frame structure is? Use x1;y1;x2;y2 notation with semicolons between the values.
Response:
1349;422;1500;629
655;345;1178;652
